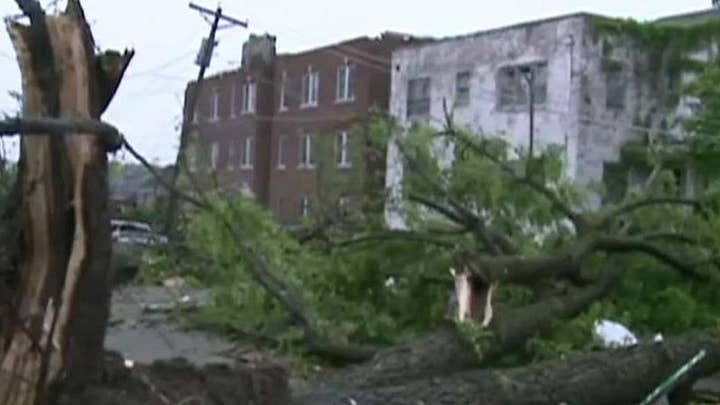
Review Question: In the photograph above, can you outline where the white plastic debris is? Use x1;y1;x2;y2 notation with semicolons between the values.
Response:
593;319;638;348
654;333;664;343
124;358;134;369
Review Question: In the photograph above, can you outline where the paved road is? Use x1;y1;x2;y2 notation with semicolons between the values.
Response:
105;285;235;366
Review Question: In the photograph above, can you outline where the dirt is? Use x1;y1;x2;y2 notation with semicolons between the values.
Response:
57;351;291;405
94;284;311;404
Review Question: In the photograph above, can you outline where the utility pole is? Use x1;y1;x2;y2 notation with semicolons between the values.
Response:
163;2;248;235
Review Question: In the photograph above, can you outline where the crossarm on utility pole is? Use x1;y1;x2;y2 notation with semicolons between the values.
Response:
189;2;248;27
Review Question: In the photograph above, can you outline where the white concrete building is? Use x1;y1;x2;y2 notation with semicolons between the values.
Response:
385;10;712;228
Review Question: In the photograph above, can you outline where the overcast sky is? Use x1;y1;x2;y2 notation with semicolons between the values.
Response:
0;0;711;165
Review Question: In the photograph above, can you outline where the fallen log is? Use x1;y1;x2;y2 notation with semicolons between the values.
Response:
297;333;720;405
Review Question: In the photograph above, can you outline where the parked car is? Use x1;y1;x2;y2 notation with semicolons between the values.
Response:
110;219;168;283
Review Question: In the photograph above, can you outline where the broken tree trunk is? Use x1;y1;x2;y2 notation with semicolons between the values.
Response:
0;1;132;404
298;333;720;405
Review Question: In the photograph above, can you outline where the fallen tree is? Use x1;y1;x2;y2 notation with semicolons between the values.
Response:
298;333;720;405
151;105;720;403
0;5;709;403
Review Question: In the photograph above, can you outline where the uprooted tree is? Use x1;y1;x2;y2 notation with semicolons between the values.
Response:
160;102;720;403
0;1;132;404
288;105;720;403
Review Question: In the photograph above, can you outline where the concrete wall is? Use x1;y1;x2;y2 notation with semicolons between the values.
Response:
384;12;714;225
385;14;589;227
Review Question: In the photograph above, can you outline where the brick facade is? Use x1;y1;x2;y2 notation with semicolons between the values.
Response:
185;32;417;224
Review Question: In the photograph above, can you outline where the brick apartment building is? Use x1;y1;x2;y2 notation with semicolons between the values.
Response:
184;32;417;224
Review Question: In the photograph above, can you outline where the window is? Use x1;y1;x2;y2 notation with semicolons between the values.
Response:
277;136;286;169
279;71;289;111
300;196;311;218
188;145;198;172
210;141;219;170
210;89;220;121
227;141;236;171
336;62;356;102
497;62;548;108
299;134;316;168
605;63;625;110
406;77;431;118
242;81;257;114
335;131;351;168
455;71;471;107
241;136;255;169
230;82;237;118
302;69;320;107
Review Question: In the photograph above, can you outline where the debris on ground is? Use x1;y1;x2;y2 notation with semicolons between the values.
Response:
57;351;291;405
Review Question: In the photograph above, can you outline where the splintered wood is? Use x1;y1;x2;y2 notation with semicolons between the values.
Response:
0;2;132;404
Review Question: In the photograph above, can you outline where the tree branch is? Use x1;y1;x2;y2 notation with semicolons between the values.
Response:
595;236;705;279
638;231;700;245
600;197;704;229
408;194;466;225
446;131;586;233
457;250;584;286
490;267;619;352
121;138;209;210
334;230;457;249
0;117;123;151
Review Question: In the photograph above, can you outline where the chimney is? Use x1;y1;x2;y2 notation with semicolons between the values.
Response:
242;33;277;70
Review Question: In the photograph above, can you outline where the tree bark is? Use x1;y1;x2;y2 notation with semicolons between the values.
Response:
298;333;720;405
0;2;131;403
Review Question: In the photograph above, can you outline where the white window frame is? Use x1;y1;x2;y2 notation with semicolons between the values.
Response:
335;131;351;168
301;69;319;108
241;136;254;169
227;141;236;171
277;136;286;169
242;81;257;114
300;196;311;218
454;71;471;107
188;145;198;172
299;133;315;169
406;77;431;119
210;89;220;121
230;82;237;118
279;71;289;111
210;141;219;170
336;62;356;102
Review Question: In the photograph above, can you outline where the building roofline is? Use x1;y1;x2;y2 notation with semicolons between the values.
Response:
654;8;720;23
395;12;604;52
196;32;413;83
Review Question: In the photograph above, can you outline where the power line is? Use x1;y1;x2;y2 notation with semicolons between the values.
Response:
125;50;196;79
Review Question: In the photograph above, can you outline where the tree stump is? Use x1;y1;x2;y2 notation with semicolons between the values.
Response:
0;1;132;404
